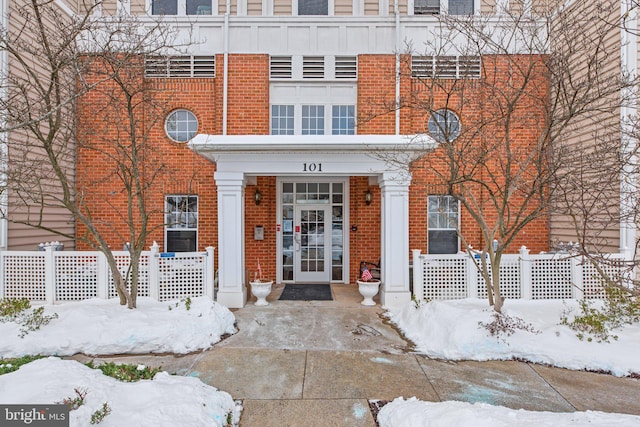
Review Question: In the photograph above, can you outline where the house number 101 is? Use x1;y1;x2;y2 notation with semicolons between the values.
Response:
303;163;322;172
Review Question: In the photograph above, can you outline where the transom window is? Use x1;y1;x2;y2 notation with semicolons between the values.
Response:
428;195;459;254
165;109;198;142
428;109;460;142
271;104;355;135
332;105;355;135
151;0;212;15
302;105;325;135
165;195;198;252
298;0;328;15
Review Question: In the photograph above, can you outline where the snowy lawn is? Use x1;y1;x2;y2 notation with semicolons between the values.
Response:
0;297;238;426
381;298;640;426
388;298;640;377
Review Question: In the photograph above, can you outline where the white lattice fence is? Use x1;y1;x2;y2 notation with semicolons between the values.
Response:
416;255;468;300
476;256;522;299
158;254;206;301
55;253;99;301
529;255;573;299
0;252;47;301
0;245;215;304
412;249;627;302
108;253;151;299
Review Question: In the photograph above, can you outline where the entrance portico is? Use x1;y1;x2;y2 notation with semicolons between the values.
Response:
189;134;433;308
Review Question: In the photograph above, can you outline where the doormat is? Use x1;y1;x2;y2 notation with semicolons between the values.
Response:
279;284;333;301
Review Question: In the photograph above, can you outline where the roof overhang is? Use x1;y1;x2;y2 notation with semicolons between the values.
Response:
188;134;437;159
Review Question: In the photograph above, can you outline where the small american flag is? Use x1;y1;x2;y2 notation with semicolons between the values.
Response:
257;259;262;279
361;266;373;282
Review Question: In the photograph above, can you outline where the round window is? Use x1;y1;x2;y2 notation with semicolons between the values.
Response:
165;109;198;142
428;109;460;142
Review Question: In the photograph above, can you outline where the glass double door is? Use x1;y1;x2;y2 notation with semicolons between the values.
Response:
280;181;345;283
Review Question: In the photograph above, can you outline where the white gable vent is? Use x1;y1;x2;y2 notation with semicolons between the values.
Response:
335;56;357;79
303;56;325;79
145;56;215;78
412;56;481;79
270;56;293;79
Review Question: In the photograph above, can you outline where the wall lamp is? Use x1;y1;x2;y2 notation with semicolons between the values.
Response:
254;189;262;205
364;188;372;205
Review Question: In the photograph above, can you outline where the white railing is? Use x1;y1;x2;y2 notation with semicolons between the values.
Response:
412;247;627;301
0;243;215;304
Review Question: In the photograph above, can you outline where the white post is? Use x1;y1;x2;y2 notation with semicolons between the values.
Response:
411;249;421;301
571;255;584;300
96;251;108;299
519;246;532;300
467;252;479;299
214;171;247;308
44;246;55;304
205;246;215;299
379;172;411;308
149;242;160;301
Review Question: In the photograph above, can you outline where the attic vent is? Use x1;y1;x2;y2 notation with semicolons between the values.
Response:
303;56;325;79
144;56;216;78
335;56;357;79
411;56;481;79
270;56;292;79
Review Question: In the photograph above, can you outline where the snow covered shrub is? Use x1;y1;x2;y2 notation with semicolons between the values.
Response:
57;388;87;410
90;402;111;424
479;311;540;342
0;355;44;375
0;298;58;338
561;287;640;343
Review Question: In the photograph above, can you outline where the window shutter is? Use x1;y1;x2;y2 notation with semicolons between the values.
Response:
145;56;216;78
411;55;481;79
303;56;325;79
335;56;357;79
270;56;293;79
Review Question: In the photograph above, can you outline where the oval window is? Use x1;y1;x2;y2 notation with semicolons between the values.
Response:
428;109;460;142
165;109;198;142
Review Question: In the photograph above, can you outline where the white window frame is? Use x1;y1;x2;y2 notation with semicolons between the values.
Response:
165;109;199;143
165;195;199;252
410;0;477;15
331;105;355;135
271;105;295;135
427;195;460;254
270;103;356;135
428;109;461;143
293;0;334;16
148;0;214;15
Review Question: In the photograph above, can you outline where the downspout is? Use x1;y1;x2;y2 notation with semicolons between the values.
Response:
0;0;9;250
394;0;400;135
223;0;230;135
620;0;637;260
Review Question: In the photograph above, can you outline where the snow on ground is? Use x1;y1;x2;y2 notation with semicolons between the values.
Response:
377;398;640;427
387;298;640;377
0;357;240;427
0;296;236;358
0;297;238;426
1;296;640;426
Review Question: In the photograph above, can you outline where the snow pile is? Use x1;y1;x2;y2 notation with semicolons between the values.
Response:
388;298;640;376
0;296;236;357
377;398;640;427
0;357;240;427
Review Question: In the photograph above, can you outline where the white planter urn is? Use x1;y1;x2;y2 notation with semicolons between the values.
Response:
250;280;273;306
357;280;381;306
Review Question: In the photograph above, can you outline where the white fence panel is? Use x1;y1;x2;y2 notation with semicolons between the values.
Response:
0;246;215;304
412;249;627;301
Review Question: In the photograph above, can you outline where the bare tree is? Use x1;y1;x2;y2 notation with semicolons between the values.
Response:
377;2;638;312
0;0;193;308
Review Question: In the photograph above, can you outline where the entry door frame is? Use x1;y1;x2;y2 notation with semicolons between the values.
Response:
276;177;350;284
294;205;331;283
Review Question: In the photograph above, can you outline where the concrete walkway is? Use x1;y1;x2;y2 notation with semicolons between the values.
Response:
76;284;640;426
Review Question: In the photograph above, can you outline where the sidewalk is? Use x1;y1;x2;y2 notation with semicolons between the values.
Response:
76;284;640;426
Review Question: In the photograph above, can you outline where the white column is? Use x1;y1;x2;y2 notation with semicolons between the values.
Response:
379;172;411;308
214;172;247;308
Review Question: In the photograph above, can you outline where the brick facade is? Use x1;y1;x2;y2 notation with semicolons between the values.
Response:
76;52;549;284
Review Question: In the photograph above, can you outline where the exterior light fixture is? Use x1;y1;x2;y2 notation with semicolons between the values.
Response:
365;188;372;205
254;189;262;205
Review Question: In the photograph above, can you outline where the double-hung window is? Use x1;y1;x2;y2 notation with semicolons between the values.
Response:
271;105;295;135
302;105;325;135
151;0;212;15
414;0;473;15
271;104;355;135
332;105;355;135
165;195;198;252
428;195;459;254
